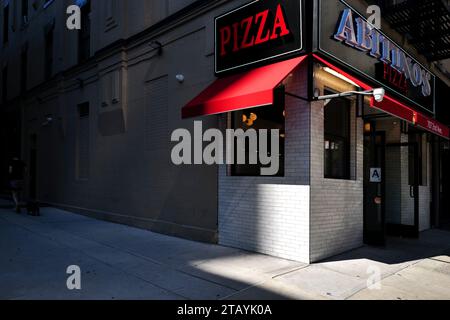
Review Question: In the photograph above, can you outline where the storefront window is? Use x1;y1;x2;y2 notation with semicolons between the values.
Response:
324;93;351;180
229;98;285;177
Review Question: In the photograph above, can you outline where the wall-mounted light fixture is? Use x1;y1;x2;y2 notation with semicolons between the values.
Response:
242;113;257;127
322;66;360;87
364;122;372;134
149;40;163;55
314;88;385;103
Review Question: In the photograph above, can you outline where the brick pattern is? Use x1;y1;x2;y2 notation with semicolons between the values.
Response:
218;65;311;263
400;133;415;226
309;97;364;263
419;143;431;231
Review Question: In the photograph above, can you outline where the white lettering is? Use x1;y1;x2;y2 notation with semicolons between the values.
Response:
66;5;81;30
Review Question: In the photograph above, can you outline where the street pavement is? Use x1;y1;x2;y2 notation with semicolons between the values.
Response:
0;198;449;300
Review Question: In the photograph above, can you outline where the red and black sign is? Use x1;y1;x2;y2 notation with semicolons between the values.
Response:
376;63;408;95
215;0;303;74
319;0;435;114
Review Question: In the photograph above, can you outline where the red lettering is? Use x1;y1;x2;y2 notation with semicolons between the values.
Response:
220;26;231;56
270;4;290;40
392;69;398;86
254;10;270;45
241;16;255;49
232;22;240;52
218;4;292;56
401;74;408;92
383;64;389;80
383;63;408;94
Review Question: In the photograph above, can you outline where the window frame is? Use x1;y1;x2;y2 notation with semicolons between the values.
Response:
44;29;54;80
323;88;353;181
227;88;286;178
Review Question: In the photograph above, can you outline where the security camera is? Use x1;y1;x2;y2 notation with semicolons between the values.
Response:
373;88;385;103
176;74;185;83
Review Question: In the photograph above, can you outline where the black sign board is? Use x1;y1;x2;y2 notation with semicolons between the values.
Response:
319;0;435;114
215;0;303;74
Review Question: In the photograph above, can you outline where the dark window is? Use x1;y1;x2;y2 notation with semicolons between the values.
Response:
78;102;90;118
21;0;28;22
78;0;91;63
21;48;28;92
324;93;351;180
3;4;9;44
230;87;285;177
44;30;53;80
409;133;428;186
2;66;7;104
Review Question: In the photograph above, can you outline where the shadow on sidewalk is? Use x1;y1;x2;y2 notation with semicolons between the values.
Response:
320;230;450;266
0;207;314;300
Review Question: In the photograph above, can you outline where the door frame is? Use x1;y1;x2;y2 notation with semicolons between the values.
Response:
385;142;420;239
363;130;386;246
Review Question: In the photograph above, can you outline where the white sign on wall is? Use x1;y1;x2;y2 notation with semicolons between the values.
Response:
370;168;382;183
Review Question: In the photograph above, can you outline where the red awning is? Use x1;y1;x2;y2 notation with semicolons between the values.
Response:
371;95;416;125
416;113;450;139
182;55;308;119
313;54;449;140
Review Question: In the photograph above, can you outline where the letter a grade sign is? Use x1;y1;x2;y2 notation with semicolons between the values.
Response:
215;0;303;74
370;168;382;183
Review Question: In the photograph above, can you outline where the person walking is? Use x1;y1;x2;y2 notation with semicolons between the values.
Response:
8;157;26;213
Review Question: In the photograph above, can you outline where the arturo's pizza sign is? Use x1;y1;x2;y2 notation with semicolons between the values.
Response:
215;0;303;74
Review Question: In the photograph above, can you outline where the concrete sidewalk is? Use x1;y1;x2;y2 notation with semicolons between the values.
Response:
1;200;449;300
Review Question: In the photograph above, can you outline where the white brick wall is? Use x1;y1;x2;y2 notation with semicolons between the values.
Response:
419;142;431;231
400;133;415;226
309;97;365;262
218;64;311;263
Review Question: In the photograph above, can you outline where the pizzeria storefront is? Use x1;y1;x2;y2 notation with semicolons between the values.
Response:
181;0;450;263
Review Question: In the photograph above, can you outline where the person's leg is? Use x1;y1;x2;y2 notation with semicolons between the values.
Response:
10;181;21;213
12;190;20;212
